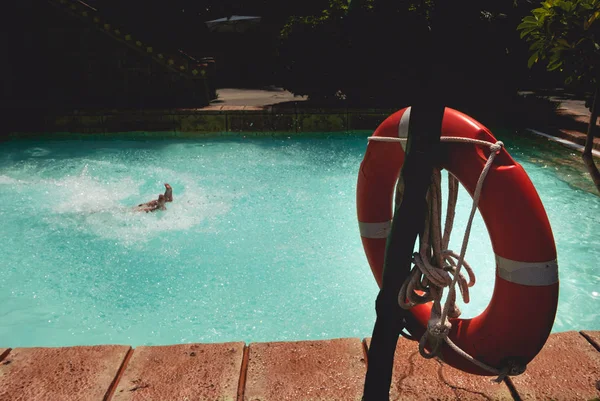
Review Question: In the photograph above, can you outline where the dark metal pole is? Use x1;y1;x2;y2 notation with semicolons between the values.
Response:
362;12;445;400
362;100;445;400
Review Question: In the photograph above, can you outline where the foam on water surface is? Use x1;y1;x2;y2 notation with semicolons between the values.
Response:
0;134;598;347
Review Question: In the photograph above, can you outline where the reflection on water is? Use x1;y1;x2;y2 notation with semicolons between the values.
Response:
507;129;597;194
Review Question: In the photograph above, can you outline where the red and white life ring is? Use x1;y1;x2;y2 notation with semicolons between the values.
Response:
357;107;559;374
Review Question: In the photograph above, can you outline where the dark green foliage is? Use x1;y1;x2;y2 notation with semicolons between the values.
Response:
519;0;600;193
518;0;600;90
277;0;349;100
3;1;210;110
278;0;541;113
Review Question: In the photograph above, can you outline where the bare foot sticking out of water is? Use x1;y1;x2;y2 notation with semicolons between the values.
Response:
164;183;173;202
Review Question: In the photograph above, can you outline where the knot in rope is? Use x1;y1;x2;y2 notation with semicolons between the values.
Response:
429;319;451;339
490;141;504;154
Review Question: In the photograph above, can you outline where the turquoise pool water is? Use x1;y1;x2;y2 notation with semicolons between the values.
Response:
0;132;598;347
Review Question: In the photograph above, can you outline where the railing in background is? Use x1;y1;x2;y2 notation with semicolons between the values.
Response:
47;0;213;86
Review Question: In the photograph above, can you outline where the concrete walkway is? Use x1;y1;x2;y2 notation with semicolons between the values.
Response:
212;88;600;152
219;88;594;116
538;95;600;151
214;88;307;107
519;89;594;118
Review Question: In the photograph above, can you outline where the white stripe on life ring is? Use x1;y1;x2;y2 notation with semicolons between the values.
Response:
359;221;392;239
397;107;411;151
496;255;558;286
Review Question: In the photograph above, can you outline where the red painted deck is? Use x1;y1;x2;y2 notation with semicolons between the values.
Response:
0;331;598;400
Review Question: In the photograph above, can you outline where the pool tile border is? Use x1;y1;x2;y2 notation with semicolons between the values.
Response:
9;107;396;135
7;105;598;154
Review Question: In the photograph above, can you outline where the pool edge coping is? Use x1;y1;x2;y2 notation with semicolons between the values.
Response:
0;331;599;401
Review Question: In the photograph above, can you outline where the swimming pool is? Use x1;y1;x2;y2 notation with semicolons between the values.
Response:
0;131;598;347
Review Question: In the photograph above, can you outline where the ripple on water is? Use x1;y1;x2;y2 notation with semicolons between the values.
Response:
0;134;597;347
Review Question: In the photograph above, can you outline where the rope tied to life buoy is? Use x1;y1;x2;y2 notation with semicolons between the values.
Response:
367;135;526;382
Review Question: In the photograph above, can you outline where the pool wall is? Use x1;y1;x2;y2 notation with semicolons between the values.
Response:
7;106;600;155
7;106;396;136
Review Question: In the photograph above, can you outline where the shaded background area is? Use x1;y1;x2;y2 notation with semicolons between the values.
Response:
2;1;211;110
1;0;580;121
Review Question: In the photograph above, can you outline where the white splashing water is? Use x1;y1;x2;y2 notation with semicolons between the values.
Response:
0;175;21;185
12;163;232;246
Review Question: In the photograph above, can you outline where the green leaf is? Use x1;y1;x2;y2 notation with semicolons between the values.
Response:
530;41;544;51
528;51;540;68
559;1;575;12
585;10;600;29
520;29;533;39
517;20;538;30
548;58;563;70
533;7;551;19
518;16;538;30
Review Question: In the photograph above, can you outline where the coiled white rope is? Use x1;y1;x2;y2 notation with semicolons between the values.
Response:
368;135;524;382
